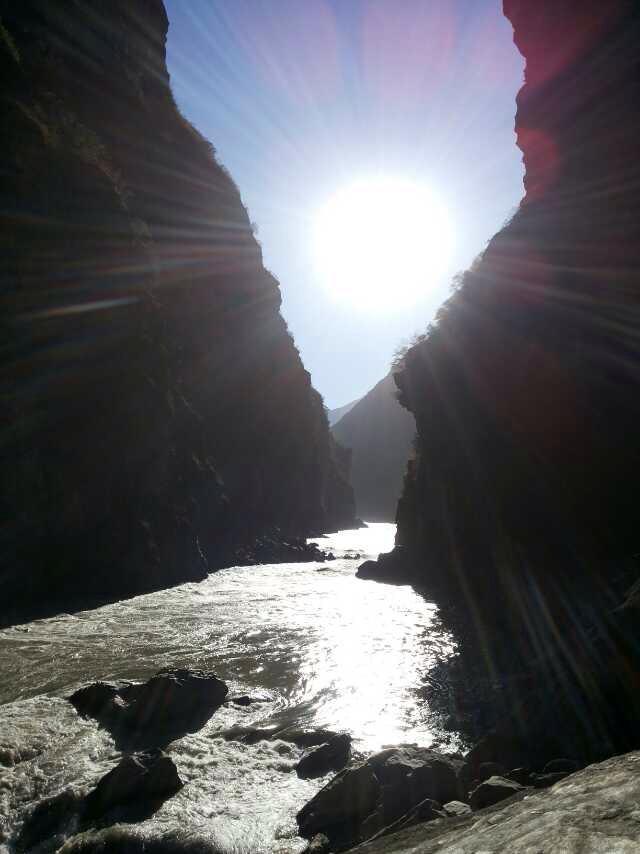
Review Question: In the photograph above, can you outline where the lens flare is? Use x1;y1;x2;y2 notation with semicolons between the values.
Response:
313;176;454;312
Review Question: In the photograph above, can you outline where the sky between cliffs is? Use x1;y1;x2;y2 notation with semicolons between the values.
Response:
164;0;524;409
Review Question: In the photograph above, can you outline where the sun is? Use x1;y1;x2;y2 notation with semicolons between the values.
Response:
313;176;453;311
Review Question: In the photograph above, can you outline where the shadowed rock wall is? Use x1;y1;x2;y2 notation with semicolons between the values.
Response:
385;0;640;628
0;0;355;618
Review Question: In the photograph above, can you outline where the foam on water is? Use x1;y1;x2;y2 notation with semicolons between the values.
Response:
0;524;459;852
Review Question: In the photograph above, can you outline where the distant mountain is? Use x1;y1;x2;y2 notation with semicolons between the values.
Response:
327;398;360;427
331;373;415;521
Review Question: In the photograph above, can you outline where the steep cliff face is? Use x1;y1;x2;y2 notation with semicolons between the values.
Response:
382;0;640;656
0;0;355;616
332;374;415;521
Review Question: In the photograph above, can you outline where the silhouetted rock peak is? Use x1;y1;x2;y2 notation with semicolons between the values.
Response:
0;0;356;619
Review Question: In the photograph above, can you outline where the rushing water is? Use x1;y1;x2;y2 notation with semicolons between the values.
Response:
0;524;459;853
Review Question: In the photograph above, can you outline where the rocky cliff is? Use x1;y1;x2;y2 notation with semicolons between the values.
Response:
361;0;640;755
332;374;415;522
0;0;355;620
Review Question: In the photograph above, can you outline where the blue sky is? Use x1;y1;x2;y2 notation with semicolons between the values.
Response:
164;0;524;408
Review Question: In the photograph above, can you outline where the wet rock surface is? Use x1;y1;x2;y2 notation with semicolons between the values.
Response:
69;669;228;748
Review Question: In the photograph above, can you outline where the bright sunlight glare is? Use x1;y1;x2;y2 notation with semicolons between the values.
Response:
313;176;454;312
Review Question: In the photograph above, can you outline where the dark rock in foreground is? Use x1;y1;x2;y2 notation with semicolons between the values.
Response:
69;669;228;748
346;751;640;853
297;747;464;851
469;775;524;810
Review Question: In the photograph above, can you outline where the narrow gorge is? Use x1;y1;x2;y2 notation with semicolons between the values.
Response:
1;0;640;852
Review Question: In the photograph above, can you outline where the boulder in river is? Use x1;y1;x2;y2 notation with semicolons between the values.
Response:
68;682;125;728
297;763;380;846
296;734;352;779
69;669;228;748
356;547;414;585
228;695;253;707
297;747;464;850
16;789;83;851
15;752;182;850
84;750;182;819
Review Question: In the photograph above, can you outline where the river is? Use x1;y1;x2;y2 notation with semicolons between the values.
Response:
0;523;459;853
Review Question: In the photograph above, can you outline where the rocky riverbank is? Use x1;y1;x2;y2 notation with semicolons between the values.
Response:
344;751;640;854
10;665;640;853
295;743;622;852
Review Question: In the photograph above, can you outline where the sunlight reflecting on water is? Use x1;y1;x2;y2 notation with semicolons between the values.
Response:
0;524;459;852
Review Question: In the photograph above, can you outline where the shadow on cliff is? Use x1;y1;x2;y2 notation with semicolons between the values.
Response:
361;0;640;766
0;0;356;624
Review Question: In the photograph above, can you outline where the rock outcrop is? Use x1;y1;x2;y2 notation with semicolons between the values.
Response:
347;751;640;853
0;0;356;623
296;733;352;779
69;669;228;748
359;0;640;762
332;374;415;522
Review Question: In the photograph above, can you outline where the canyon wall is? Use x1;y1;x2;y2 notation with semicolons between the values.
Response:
374;0;640;669
0;0;355;618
